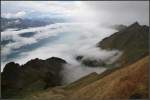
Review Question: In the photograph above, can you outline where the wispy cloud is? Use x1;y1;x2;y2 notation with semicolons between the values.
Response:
1;22;118;69
1;22;122;83
1;1;82;19
2;11;26;18
1;1;148;83
1;1;149;25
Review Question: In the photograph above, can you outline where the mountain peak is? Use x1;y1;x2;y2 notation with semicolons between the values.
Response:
46;57;67;64
133;21;139;25
129;21;140;28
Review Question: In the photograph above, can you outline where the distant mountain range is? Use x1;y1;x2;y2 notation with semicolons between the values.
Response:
1;22;149;99
1;17;66;31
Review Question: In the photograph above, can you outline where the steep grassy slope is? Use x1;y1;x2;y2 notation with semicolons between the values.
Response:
98;22;149;66
69;56;149;100
26;56;149;100
63;72;100;91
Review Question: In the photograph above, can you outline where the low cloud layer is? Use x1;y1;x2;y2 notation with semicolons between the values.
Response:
1;22;122;83
61;63;106;84
1;22;118;70
1;1;148;83
2;11;26;18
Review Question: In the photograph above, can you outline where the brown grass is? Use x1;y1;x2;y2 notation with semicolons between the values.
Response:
69;56;149;100
26;56;149;100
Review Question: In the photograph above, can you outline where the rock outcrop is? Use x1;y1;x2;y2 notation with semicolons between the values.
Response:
1;57;67;98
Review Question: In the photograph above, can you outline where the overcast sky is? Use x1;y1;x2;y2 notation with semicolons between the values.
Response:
1;1;149;25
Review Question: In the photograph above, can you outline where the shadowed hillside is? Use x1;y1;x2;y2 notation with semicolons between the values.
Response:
69;56;149;100
1;57;67;98
24;56;149;100
98;22;149;66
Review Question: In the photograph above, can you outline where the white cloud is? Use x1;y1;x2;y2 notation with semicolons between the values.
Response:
1;23;65;58
61;63;106;84
1;1;148;83
2;11;26;18
1;22;123;83
1;1;149;25
1;21;119;73
1;1;82;18
1;22;116;63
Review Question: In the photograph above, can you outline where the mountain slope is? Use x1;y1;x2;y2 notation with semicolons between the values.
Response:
1;57;67;98
25;56;149;100
69;56;149;100
98;22;149;66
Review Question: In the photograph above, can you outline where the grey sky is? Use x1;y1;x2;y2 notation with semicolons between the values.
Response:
84;1;149;25
1;1;149;25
